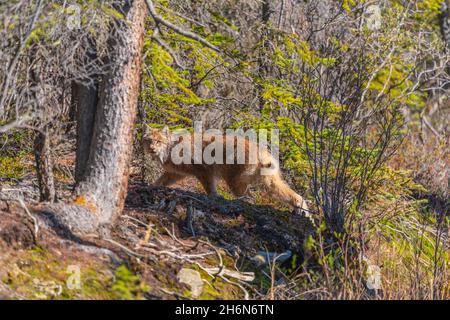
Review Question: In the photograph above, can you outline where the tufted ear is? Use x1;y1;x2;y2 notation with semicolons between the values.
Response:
143;124;151;137
162;125;170;137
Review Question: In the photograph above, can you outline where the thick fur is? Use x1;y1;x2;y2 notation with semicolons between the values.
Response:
143;126;309;212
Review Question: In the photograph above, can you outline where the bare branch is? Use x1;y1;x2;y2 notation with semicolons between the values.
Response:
150;28;186;70
0;0;43;116
145;0;220;52
0;114;33;133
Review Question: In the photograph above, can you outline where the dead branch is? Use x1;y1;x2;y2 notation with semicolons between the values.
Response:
145;0;220;52
17;197;39;240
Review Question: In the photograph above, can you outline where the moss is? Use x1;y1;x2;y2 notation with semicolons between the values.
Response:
203;249;235;269
0;156;25;181
217;186;234;200
110;265;150;300
0;247;122;299
78;267;116;300
153;258;243;299
189;264;242;300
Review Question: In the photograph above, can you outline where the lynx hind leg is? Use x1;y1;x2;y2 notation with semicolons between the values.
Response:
154;172;184;187
226;177;249;197
196;175;218;196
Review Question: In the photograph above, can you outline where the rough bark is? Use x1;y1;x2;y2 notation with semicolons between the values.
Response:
29;45;55;203
257;0;272;112
72;81;98;183
441;0;450;48
261;0;271;23
72;36;99;183
74;0;147;230
441;0;450;82
34;127;55;202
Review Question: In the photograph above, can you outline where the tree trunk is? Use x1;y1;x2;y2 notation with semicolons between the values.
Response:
257;0;271;112
72;35;99;183
34;127;55;202
261;0;271;23
72;81;98;183
441;0;450;83
74;0;147;229
441;0;450;48
29;44;56;203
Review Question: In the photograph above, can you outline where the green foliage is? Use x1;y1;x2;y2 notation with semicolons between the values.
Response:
100;3;125;20
111;265;150;300
1;247;117;300
413;0;445;26
140;10;227;127
0;129;32;182
342;0;358;13
209;10;239;31
0;156;25;181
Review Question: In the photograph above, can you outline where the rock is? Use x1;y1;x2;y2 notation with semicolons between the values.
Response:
362;256;382;296
177;268;204;298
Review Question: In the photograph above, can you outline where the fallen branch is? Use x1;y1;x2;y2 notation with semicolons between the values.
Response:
217;274;250;300
0;115;33;133
104;238;156;262
199;239;224;277
18;197;39;241
163;225;197;250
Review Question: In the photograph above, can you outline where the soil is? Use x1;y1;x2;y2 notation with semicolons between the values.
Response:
0;170;314;299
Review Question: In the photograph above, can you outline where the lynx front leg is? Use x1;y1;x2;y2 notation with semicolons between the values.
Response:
197;175;218;196
262;173;310;214
153;172;184;187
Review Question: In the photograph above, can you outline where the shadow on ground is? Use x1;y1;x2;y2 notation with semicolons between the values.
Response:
124;184;315;258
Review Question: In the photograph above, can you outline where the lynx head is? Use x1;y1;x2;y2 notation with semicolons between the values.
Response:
143;125;172;164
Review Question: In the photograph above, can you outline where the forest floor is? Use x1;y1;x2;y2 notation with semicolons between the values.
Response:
0;155;315;300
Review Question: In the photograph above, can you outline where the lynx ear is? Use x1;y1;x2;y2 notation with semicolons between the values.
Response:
162;125;170;136
143;124;151;137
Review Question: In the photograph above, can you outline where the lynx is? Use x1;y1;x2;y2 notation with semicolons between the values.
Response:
143;126;309;213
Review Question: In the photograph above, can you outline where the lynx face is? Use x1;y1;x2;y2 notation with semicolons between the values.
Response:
143;126;172;164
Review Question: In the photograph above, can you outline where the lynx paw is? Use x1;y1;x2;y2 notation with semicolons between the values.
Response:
293;200;314;220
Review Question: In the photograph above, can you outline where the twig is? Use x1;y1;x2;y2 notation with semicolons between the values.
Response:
422;115;442;140
0;114;33;133
218;274;250;300
104;238;156;262
150;28;186;70
142;220;155;245
160;288;192;300
145;0;220;52
141;245;214;260
18;197;39;240
121;214;150;228
199;239;224;277
186;200;196;237
157;4;208;28
0;0;43;115
198;265;255;282
163;225;196;249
